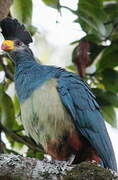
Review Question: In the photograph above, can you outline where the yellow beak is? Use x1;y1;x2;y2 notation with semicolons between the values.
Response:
1;40;14;51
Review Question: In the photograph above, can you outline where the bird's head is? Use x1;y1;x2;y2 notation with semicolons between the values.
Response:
1;39;27;53
0;18;33;62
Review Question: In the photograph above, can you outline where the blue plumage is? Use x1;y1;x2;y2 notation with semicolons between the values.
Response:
58;73;117;170
13;51;117;171
0;18;117;172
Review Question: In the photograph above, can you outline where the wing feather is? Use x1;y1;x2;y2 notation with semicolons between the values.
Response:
58;73;117;171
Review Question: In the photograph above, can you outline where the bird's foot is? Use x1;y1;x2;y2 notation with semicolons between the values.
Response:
66;154;76;166
58;155;75;172
44;154;54;164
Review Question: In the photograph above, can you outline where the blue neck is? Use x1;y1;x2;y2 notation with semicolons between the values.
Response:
10;50;56;103
10;49;35;65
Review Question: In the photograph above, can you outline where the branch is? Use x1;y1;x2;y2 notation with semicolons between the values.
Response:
60;5;76;14
0;122;43;152
0;154;117;180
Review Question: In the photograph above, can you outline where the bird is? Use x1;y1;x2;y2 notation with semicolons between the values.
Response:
0;17;117;171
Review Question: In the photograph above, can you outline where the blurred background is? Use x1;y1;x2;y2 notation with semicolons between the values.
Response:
0;0;118;165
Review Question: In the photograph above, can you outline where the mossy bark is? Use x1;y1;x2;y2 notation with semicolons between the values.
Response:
0;154;116;180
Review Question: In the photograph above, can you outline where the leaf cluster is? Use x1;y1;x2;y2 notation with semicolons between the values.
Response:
69;0;118;126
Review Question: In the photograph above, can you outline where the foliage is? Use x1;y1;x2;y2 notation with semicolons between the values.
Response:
0;0;118;156
70;0;118;126
42;0;60;9
10;0;32;24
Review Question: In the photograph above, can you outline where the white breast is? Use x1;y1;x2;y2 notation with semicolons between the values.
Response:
21;79;75;148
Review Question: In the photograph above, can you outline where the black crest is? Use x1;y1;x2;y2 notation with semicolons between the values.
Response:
0;18;33;45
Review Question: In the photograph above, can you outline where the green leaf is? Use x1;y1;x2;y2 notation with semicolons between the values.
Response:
10;0;32;24
82;34;102;44
92;88;118;107
26;25;37;35
27;148;44;159
13;95;20;115
105;1;118;42
0;64;3;71
102;69;118;93
42;0;59;9
110;31;118;43
101;106;117;127
11;141;24;149
66;65;76;72
0;86;15;129
77;0;108;37
96;45;118;71
89;43;105;63
104;1;118;20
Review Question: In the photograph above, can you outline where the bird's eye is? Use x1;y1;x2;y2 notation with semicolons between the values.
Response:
15;40;22;46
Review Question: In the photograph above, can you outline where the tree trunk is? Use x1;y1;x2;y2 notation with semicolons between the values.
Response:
0;153;117;180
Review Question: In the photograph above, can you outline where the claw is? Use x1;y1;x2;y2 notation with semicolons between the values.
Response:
67;154;76;165
44;154;54;163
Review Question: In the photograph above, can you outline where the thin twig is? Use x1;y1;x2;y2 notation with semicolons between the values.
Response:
0;122;44;152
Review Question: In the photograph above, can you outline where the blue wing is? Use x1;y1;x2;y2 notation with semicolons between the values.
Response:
57;72;117;171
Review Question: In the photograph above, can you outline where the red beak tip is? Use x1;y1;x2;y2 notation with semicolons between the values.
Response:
1;44;9;50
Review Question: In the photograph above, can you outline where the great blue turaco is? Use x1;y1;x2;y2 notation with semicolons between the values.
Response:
0;18;117;171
